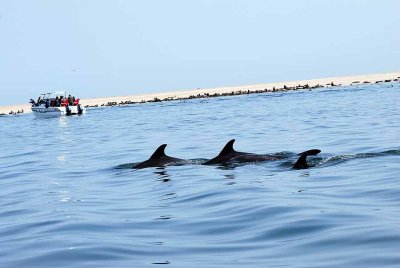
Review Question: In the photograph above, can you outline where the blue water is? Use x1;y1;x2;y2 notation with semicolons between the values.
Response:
1;83;400;267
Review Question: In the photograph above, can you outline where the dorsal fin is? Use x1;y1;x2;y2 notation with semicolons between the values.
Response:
149;144;168;159
293;149;321;169
218;139;236;156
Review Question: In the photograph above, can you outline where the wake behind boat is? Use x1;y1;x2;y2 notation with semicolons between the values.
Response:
30;91;86;118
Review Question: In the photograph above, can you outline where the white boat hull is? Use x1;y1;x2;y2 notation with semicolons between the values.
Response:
31;106;86;118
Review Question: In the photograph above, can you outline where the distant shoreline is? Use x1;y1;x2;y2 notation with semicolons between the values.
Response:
1;72;399;115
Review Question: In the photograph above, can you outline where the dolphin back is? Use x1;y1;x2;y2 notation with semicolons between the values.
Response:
133;144;187;169
218;139;236;156
293;149;321;169
132;144;168;169
203;139;236;165
149;144;168;159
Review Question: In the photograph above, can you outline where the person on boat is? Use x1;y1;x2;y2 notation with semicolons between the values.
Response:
72;96;76;105
68;95;74;106
73;98;80;106
66;104;71;115
60;96;67;106
45;99;50;108
61;97;68;107
54;96;60;107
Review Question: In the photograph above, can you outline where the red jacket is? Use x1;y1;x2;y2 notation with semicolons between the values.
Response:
61;99;68;106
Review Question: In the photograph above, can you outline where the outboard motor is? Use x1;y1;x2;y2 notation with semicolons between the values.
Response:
77;104;83;115
66;105;72;116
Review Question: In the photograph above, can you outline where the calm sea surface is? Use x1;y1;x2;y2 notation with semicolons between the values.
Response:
1;83;399;267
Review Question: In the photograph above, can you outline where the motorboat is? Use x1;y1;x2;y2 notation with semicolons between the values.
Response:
30;91;86;118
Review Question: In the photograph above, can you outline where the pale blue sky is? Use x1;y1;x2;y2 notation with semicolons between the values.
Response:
0;0;399;105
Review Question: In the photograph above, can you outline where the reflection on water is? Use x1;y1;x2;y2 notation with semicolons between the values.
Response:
1;83;400;267
154;168;171;183
57;116;68;128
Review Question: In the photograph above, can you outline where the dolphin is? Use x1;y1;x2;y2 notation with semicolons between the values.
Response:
203;139;321;169
203;139;285;165
133;144;187;169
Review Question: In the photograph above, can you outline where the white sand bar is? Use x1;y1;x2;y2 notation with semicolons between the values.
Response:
1;72;399;115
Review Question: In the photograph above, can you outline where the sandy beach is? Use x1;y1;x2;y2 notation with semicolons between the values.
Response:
1;72;399;115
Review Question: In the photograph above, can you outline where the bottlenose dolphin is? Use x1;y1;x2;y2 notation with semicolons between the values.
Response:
292;149;322;169
203;139;321;169
133;144;187;169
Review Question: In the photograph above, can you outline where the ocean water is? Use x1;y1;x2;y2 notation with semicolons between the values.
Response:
1;83;399;267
